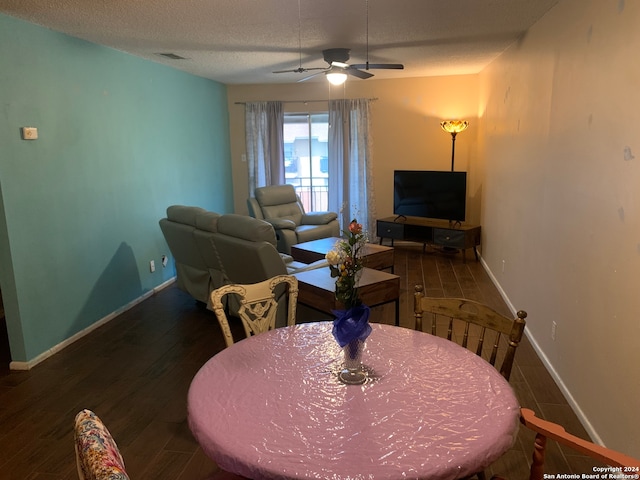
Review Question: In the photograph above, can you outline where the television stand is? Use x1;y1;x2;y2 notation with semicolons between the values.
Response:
376;216;481;263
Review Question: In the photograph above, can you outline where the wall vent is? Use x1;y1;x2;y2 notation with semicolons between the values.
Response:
156;53;186;60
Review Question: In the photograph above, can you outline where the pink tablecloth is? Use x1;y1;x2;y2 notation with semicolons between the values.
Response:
188;322;519;480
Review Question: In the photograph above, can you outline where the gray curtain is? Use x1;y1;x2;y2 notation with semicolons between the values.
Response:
245;101;285;195
328;98;377;237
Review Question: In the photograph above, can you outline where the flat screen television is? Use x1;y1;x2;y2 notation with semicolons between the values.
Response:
393;170;467;222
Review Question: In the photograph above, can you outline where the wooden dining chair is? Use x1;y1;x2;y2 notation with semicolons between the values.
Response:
75;409;248;480
74;409;129;480
413;285;527;381
211;275;299;348
492;408;640;480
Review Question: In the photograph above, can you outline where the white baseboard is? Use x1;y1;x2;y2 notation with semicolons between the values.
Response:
520;322;603;445
9;278;176;371
479;256;603;445
479;256;517;314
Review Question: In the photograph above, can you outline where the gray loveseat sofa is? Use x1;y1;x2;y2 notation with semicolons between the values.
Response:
159;205;325;306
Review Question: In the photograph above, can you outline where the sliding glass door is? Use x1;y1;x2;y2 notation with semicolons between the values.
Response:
283;113;329;212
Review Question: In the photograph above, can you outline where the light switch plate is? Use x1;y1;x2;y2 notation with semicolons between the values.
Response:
22;127;38;140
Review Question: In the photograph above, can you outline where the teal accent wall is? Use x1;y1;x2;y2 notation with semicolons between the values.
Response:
0;14;233;363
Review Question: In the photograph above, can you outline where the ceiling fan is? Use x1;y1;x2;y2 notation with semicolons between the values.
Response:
272;0;404;83
273;48;404;83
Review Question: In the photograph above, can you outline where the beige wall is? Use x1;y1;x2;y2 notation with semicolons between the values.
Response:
227;75;480;223
480;0;640;457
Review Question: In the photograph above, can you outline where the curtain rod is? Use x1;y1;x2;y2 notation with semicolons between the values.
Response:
234;97;378;105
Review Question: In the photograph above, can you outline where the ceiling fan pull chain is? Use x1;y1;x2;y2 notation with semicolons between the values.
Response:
298;0;302;69
365;0;370;70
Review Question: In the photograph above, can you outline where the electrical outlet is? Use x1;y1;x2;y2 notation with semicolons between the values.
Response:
161;255;168;267
501;260;506;273
150;260;156;273
551;321;557;341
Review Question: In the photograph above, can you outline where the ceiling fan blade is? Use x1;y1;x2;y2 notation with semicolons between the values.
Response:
350;63;404;70
346;68;374;79
273;68;303;74
297;71;325;82
273;66;329;74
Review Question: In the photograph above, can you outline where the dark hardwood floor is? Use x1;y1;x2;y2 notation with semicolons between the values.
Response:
0;243;597;479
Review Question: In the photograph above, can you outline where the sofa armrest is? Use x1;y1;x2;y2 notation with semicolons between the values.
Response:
301;212;338;225
247;197;264;220
279;253;294;264
266;218;297;230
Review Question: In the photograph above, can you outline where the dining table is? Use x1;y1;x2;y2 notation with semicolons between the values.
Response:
187;322;520;480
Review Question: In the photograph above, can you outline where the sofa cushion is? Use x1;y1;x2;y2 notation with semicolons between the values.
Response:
195;211;220;233
167;205;207;226
255;184;298;206
267;218;297;230
261;203;304;226
302;212;338;225
217;214;277;246
296;223;340;244
255;185;304;225
212;235;287;284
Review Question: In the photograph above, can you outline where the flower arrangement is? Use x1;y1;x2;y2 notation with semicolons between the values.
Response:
327;219;372;383
326;219;368;308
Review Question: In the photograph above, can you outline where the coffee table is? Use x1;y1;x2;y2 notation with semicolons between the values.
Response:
291;237;395;272
293;267;400;325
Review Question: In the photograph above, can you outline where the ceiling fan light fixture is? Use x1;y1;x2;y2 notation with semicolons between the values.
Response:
326;71;348;85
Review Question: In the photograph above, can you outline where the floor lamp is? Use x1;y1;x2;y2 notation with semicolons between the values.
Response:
440;120;469;171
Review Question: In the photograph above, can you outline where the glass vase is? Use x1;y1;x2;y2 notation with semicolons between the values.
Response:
339;338;367;385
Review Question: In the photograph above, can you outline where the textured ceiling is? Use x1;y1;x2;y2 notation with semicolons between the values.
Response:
0;0;560;84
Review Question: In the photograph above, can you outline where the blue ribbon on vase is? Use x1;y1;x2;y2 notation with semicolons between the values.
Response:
332;304;372;348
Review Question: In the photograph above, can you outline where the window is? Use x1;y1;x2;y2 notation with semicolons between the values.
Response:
283;113;329;212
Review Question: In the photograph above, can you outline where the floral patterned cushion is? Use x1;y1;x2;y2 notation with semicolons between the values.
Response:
74;409;129;480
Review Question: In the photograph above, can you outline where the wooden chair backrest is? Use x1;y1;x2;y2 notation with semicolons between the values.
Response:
520;408;640;480
211;275;299;348
74;409;129;480
413;285;526;380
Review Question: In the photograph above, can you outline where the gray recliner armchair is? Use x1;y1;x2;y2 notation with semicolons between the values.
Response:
247;184;340;254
